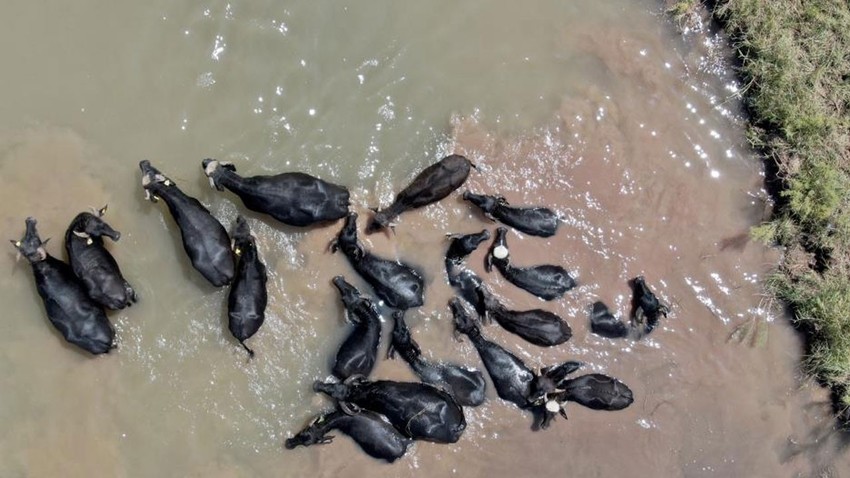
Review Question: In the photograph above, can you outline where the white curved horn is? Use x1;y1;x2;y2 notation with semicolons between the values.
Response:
204;160;219;176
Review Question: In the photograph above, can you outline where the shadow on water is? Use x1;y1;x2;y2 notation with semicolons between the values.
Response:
779;399;850;475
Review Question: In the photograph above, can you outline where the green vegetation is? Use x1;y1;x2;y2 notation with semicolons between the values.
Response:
676;1;850;420
666;0;703;31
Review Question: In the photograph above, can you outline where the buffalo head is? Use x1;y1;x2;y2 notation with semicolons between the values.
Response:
284;414;334;449
70;210;121;242
462;191;500;214
201;158;237;191
10;217;49;263
139;160;173;203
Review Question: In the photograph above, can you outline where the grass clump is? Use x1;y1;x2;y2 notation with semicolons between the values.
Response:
769;272;850;382
706;0;850;420
666;0;700;19
783;162;846;231
666;0;704;31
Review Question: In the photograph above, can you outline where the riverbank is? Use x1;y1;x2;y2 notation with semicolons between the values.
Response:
670;0;850;421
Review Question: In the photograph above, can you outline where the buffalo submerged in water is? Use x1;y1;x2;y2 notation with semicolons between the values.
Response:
202;159;350;227
463;191;560;237
589;276;670;340
450;297;572;429
366;154;473;234
12;218;115;355
285;409;412;463
139;160;235;287
330;276;382;380
550;373;635;412
387;310;486;407
226;216;268;357
313;376;467;444
630;276;669;331
451;298;632;429
485;226;575;301
444;229;492;315
64;206;137;310
444;230;571;347
330;212;424;310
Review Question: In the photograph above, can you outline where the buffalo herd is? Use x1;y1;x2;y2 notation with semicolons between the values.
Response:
11;153;669;463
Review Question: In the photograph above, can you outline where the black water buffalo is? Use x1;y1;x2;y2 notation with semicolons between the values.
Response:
331;213;424;310
313;376;466;443
388;310;486;407
64;207;137;310
590;277;669;340
444;230;491;316
552;373;634;412
450;298;580;429
485;226;575;301
11;218;114;355
202;159;350;227
631;276;669;333
285;409;411;463
331;276;382;380
445;229;491;267
480;290;572;347
463;191;560;237
589;301;632;339
444;231;571;347
140;160;234;287
227;216;268;357
365;154;473;234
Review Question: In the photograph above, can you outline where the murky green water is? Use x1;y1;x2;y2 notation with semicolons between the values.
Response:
1;1;847;477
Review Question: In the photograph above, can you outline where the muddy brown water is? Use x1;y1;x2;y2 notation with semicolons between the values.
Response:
1;1;848;477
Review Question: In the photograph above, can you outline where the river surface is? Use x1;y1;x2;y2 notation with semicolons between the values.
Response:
1;1;848;477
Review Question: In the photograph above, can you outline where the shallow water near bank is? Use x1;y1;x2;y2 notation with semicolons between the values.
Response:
1;1;848;476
